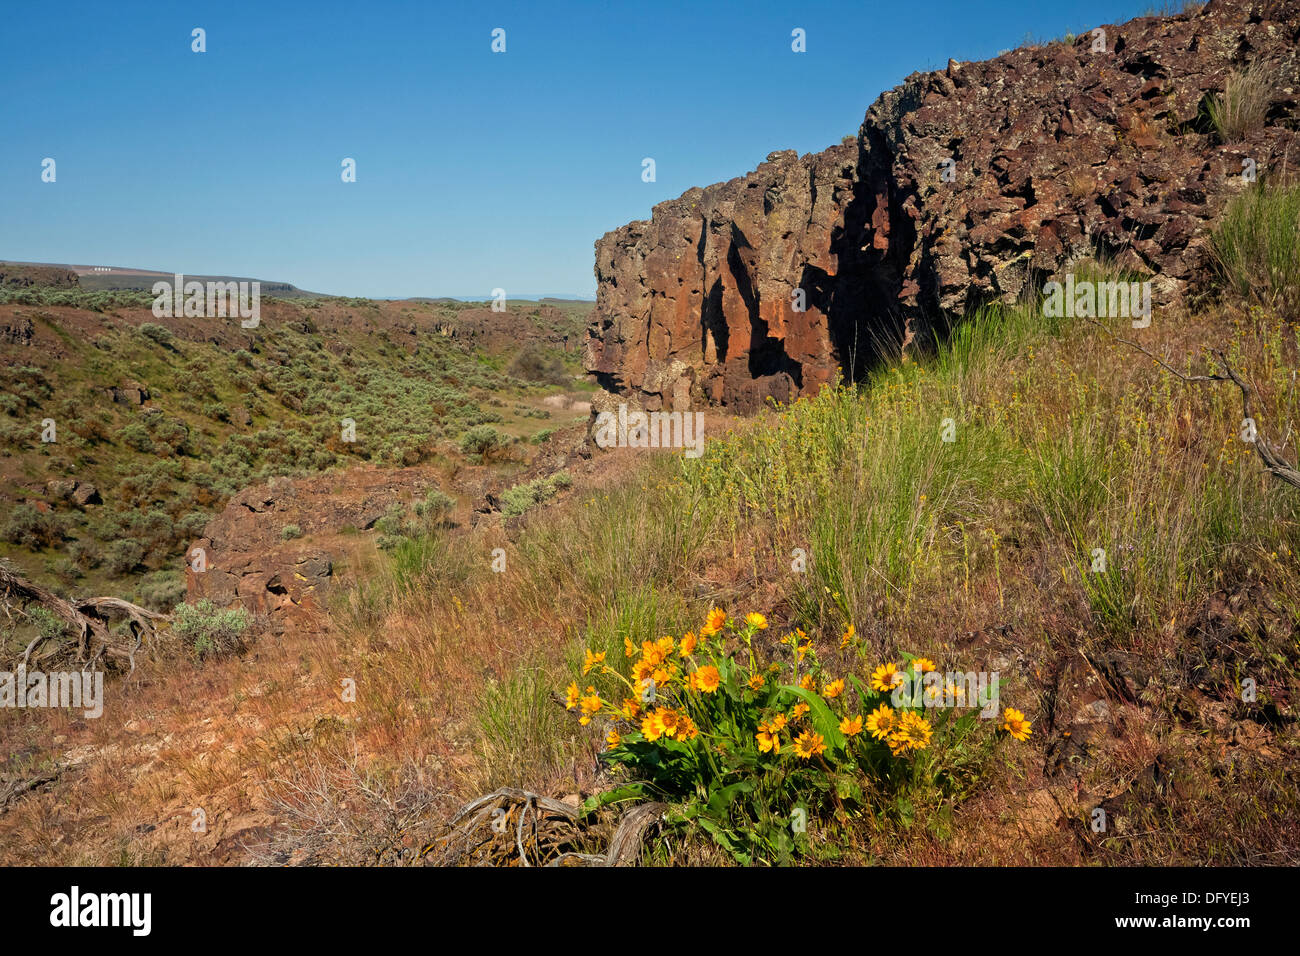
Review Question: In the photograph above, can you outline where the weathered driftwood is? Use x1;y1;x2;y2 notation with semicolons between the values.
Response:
0;564;169;671
435;786;666;867
0;765;62;815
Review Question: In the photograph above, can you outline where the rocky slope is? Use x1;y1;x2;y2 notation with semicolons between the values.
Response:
585;0;1300;411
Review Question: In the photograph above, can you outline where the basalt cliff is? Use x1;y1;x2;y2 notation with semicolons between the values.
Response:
584;0;1300;412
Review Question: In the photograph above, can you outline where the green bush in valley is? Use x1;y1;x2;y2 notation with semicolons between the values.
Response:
2;504;65;549
104;538;144;575
460;425;505;460
138;323;176;347
170;599;250;660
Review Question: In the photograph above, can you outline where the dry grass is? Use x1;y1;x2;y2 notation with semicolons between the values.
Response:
3;259;1298;865
1208;64;1276;143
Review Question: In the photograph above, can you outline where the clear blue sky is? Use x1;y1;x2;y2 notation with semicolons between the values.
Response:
2;0;1159;298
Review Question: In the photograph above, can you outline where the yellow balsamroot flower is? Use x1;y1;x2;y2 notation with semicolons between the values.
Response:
656;635;676;657
679;631;697;657
840;714;863;736
676;714;699;741
756;714;787;753
631;657;656;683
642;707;683;741
578;688;602;725
748;672;766;691
702;607;727;636
621;697;641;719
865;704;897;740
870;662;905;692
793;730;826;759
890;711;933;752
840;624;855;649
624;637;637;658
799;674;816;691
792;702;810;720
912;657;937;673
693;664;721;693
565;682;580;710
746;612;769;630
823;678;845;699
606;730;621;748
582;649;606;675
1002;707;1032;740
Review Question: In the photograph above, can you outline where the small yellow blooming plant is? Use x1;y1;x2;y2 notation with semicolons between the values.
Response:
565;609;1030;863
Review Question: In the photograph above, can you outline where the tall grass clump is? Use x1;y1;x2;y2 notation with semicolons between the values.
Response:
1210;180;1300;314
1207;64;1274;143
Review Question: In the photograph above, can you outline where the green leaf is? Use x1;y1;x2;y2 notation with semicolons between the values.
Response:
781;684;848;752
580;781;650;817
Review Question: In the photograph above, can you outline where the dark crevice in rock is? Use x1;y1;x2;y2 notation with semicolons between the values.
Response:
584;0;1300;411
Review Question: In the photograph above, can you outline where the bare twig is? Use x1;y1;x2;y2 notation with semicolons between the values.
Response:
1088;318;1300;490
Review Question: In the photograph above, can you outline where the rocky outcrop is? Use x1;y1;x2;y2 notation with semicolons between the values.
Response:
585;0;1300;411
185;468;453;631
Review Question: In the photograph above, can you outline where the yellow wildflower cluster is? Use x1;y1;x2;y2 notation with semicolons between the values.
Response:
567;615;1033;807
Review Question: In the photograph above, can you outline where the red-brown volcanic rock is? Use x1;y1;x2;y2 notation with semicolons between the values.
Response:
585;0;1300;411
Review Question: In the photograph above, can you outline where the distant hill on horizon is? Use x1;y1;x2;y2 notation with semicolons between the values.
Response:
0;260;595;303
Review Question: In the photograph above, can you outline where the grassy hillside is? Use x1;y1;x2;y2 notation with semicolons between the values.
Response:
294;184;1300;866
0;185;1295;867
0;294;591;614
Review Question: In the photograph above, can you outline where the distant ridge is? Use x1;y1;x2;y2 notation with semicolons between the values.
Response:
0;260;594;302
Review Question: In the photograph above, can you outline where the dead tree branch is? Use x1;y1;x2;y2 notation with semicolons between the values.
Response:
0;563;170;670
1088;319;1300;491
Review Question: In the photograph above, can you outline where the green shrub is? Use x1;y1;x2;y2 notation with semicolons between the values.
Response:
500;472;570;518
170;599;250;660
104;538;144;575
138;570;186;612
460;425;505;459
506;344;568;385
138;323;176;347
281;524;302;540
1210;180;1300;314
2;504;64;549
413;489;454;523
26;606;67;643
121;423;154;454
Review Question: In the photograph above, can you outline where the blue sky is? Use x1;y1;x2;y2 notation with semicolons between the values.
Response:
2;0;1160;298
